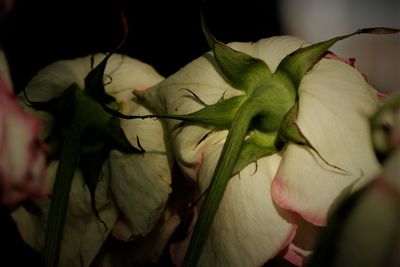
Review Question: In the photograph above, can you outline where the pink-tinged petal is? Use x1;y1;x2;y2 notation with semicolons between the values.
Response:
280;217;321;266
172;145;296;267
0;75;47;206
272;59;381;225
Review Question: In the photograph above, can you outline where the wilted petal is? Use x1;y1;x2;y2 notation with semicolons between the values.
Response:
172;145;296;267
272;59;381;225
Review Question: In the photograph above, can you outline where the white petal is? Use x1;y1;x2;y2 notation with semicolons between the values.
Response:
272;59;381;226
173;145;296;267
24;54;163;102
229;36;308;73
110;94;173;238
135;53;244;180
101;55;164;102
12;161;117;267
136;36;307;181
109;150;171;237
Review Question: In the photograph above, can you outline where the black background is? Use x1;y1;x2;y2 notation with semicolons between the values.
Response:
0;1;281;266
0;0;281;93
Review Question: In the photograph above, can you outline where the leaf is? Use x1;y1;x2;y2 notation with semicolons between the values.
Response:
201;13;272;93
277;27;400;89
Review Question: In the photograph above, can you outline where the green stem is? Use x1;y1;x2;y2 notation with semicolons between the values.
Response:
43;118;85;267
182;100;259;266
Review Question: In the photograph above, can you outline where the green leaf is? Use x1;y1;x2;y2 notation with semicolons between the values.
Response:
277;27;400;89
201;14;272;93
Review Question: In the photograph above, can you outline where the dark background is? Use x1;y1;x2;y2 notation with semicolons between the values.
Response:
0;1;280;266
0;0;281;93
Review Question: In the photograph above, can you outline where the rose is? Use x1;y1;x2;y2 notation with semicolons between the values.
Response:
308;93;400;267
135;32;384;266
0;49;47;206
12;54;175;267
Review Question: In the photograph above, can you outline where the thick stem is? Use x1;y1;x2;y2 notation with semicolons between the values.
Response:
182;100;259;267
43;118;84;267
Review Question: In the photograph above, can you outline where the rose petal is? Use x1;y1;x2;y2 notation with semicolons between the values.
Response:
24;54;163;102
109;150;171;238
272;59;381;225
229;36;309;73
172;145;296;267
12;161;117;267
0;75;47;205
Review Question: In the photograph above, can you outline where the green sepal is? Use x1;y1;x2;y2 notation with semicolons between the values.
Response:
43;85;142;266
104;95;247;130
79;139;109;230
278;103;307;145
84;53;115;104
233;130;277;174
105;117;145;153
174;95;246;129
277;27;400;89
201;14;272;93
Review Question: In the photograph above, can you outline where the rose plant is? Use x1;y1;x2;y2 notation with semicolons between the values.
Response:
12;53;176;267
132;24;399;266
